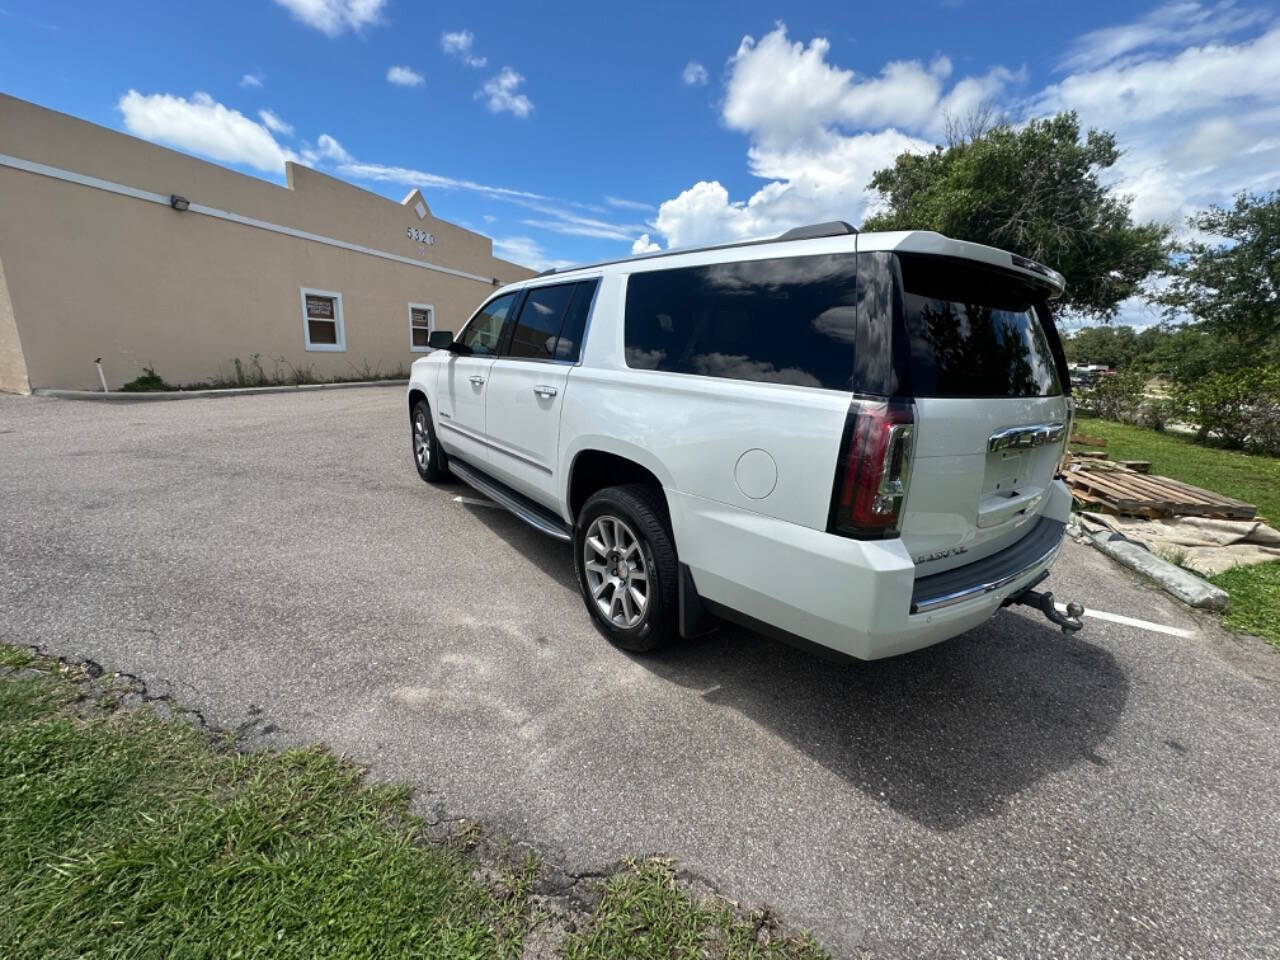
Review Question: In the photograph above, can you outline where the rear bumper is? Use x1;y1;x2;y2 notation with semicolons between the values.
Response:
910;516;1066;614
670;479;1071;660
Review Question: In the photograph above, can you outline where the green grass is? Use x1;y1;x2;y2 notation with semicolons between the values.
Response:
0;652;827;959
1073;417;1280;648
561;859;825;960
1209;563;1280;648
1072;417;1280;520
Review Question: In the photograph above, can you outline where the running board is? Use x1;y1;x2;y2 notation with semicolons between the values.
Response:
449;458;573;542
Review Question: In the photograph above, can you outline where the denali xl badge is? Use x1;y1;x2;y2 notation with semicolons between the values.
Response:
915;545;969;564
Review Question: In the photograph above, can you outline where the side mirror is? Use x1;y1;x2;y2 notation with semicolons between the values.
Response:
427;330;455;349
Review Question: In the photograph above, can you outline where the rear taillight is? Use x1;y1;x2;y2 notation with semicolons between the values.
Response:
829;398;915;539
1057;396;1075;475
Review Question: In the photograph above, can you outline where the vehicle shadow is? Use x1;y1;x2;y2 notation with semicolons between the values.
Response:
459;498;1129;832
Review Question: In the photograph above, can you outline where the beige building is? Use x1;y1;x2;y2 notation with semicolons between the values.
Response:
0;93;534;394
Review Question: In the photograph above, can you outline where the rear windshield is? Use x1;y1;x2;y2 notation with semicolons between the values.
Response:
623;254;857;391
898;253;1062;398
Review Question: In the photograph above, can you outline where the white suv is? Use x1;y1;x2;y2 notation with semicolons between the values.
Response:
407;222;1082;659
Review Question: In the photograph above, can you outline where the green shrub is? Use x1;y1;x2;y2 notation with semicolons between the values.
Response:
1173;366;1280;453
119;366;174;392
1137;397;1175;432
1078;370;1147;423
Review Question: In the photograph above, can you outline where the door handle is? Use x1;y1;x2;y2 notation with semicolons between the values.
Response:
533;385;558;398
469;375;485;386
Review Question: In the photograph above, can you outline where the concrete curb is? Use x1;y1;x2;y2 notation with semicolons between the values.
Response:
32;379;409;403
1071;519;1229;611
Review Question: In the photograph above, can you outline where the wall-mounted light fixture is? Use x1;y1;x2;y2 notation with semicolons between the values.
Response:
169;194;190;211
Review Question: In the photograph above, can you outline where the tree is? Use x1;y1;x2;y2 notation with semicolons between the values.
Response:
1154;191;1280;352
863;111;1169;320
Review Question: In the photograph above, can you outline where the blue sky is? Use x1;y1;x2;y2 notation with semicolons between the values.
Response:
2;0;1278;323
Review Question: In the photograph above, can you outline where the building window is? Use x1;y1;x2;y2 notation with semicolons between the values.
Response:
301;288;345;351
409;303;435;352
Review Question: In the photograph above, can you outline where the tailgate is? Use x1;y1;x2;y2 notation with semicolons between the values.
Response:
889;251;1070;576
902;396;1067;575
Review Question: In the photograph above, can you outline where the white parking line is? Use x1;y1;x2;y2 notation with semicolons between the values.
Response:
1055;603;1197;638
453;495;500;509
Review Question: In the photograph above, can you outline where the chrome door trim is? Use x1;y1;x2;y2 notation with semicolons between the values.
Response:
437;419;554;475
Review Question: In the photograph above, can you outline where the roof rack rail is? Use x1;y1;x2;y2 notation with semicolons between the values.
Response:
776;221;858;241
533;219;859;277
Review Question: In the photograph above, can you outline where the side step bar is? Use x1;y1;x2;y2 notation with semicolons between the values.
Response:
448;458;573;542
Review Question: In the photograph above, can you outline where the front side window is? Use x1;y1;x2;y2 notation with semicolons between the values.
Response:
459;293;517;355
301;289;345;351
623;254;858;390
409;303;434;351
506;283;576;359
898;254;1062;398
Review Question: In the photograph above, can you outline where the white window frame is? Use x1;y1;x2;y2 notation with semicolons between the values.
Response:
301;287;346;352
408;302;435;353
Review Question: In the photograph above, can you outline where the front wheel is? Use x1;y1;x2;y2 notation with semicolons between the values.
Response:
411;400;449;482
574;484;679;652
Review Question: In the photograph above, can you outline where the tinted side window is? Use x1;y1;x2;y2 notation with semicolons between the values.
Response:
898;254;1062;398
507;283;575;359
460;293;518;355
623;254;857;390
553;279;599;361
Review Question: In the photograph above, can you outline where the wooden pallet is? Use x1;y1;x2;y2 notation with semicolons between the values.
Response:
1064;463;1257;520
1069;432;1108;447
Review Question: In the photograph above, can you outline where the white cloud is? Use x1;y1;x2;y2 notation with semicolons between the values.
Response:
240;73;263;88
682;61;708;86
442;29;487;67
312;133;353;164
492;236;574;271
386;65;425;87
645;15;1280;256
632;233;662;254
480;67;533;117
118;90;293;173
722;28;995;147
647;24;963;248
1033;23;1280;228
606;195;656;211
271;0;385;36
258;109;293;136
1058;0;1270;71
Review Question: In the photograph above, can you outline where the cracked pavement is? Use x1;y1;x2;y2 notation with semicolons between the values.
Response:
2;389;1278;958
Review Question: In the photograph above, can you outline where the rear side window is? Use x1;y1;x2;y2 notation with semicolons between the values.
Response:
554;279;598;361
898;254;1062;398
507;283;576;359
500;279;598;362
623;254;858;390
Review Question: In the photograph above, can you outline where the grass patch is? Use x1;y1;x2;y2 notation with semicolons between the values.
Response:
1073;417;1280;649
1209;563;1280;648
1072;416;1280;520
561;858;825;960
0;651;827;958
0;659;534;959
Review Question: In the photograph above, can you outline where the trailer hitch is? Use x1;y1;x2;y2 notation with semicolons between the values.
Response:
1003;574;1085;633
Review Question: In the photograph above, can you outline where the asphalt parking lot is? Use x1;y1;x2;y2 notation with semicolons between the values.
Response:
2;388;1278;958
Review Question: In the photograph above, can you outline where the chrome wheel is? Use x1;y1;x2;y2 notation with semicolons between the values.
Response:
413;410;430;467
582;514;649;628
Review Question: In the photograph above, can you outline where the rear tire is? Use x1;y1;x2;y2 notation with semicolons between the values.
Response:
574;484;679;652
411;400;449;482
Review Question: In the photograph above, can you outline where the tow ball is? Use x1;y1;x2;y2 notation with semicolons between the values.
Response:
1004;576;1085;634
